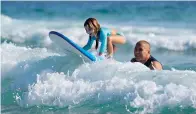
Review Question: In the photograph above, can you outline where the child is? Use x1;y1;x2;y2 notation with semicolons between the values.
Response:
83;17;126;58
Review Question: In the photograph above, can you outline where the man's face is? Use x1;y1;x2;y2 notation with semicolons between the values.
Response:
134;44;150;62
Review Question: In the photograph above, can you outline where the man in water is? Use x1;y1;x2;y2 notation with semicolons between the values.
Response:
131;40;163;70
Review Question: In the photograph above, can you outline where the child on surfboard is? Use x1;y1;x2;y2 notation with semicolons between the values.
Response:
83;17;126;58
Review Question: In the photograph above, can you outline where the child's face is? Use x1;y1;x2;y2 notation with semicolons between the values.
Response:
85;26;96;37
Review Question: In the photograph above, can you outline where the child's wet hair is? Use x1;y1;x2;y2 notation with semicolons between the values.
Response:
84;18;100;35
84;18;101;50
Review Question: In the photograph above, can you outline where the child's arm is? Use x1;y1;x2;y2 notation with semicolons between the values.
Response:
99;34;107;55
83;37;94;50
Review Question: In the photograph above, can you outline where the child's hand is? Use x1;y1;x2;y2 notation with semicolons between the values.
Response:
98;52;102;56
104;54;113;59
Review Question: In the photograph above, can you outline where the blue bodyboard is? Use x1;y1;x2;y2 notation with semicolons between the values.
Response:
49;31;97;62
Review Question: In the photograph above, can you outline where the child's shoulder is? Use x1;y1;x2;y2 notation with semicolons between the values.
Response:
100;27;111;34
101;27;109;31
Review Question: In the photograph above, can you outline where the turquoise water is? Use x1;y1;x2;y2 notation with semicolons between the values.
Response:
1;1;196;114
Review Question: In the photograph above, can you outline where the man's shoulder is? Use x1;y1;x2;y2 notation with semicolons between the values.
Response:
130;58;137;62
151;61;163;70
150;55;163;70
150;56;158;62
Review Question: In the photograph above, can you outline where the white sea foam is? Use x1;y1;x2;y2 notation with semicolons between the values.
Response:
1;14;196;51
121;25;196;51
1;42;60;79
13;61;196;114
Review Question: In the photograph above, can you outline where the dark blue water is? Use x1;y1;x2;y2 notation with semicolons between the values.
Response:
2;1;196;27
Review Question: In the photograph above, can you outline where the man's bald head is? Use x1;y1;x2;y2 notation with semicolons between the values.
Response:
134;40;151;63
136;40;150;52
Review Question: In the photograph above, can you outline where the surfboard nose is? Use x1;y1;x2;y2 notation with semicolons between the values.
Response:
49;31;97;62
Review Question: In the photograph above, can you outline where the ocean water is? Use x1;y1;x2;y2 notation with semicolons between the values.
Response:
1;1;196;114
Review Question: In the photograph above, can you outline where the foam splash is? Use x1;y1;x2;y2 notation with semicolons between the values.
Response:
1;14;52;47
1;42;60;79
15;61;196;113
